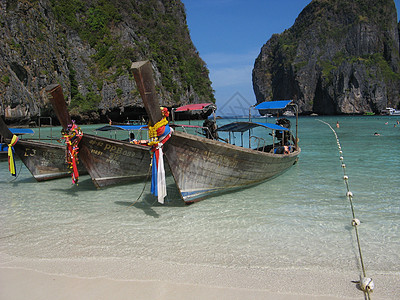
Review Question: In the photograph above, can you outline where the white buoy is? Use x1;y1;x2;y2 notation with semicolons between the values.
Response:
340;156;344;160
352;218;360;226
346;191;353;197
360;277;374;292
343;175;348;180
342;164;346;168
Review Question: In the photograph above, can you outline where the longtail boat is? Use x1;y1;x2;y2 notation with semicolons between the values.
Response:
45;84;152;187
131;61;301;203
0;117;86;181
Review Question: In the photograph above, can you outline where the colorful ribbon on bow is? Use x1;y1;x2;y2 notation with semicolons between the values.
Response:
148;108;169;146
149;107;172;204
8;135;19;176
61;122;83;184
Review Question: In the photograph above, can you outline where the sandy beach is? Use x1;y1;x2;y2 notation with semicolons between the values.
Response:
0;268;341;300
1;253;398;300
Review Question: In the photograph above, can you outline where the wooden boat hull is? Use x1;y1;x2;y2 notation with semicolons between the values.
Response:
11;140;87;181
46;84;152;188
77;134;151;188
1;117;87;181
164;131;300;203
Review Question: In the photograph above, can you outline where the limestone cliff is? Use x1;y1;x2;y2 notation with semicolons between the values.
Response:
253;0;400;115
0;0;214;124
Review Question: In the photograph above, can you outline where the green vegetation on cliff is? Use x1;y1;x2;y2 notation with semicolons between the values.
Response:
0;0;214;122
49;0;214;111
253;0;400;114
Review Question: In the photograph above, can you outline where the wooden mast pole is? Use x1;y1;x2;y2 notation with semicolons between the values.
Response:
45;84;72;130
131;61;163;125
0;116;13;141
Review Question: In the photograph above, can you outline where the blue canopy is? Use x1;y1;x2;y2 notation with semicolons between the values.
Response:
10;128;35;135
217;122;289;132
95;125;147;131
255;100;293;110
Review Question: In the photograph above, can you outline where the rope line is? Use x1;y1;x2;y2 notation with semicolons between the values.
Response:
128;162;153;207
318;120;373;299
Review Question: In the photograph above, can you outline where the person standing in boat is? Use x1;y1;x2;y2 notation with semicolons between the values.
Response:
129;132;136;143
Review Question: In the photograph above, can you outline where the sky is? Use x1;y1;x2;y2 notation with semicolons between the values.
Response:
182;0;400;116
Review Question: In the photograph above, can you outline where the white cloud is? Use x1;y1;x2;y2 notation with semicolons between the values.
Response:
197;49;260;113
200;49;259;88
202;50;259;66
210;65;253;88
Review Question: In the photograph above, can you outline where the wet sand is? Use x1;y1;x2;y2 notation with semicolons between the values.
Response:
1;256;398;299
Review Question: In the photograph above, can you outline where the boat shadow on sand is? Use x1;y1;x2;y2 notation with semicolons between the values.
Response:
114;199;162;218
48;177;98;196
114;183;186;209
7;176;37;184
114;185;185;218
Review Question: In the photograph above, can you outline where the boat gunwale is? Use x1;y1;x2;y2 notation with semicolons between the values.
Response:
82;132;151;150
170;130;301;158
15;139;66;149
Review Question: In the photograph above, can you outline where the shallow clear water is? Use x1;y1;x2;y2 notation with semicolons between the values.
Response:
0;116;399;277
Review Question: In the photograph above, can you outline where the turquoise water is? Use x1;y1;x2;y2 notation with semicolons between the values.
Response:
0;116;399;281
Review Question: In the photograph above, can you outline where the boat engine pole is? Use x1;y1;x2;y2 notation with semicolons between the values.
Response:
131;61;163;126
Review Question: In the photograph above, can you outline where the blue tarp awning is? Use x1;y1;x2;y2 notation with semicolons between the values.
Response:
10;128;35;135
255;100;293;110
95;125;147;131
217;122;289;132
